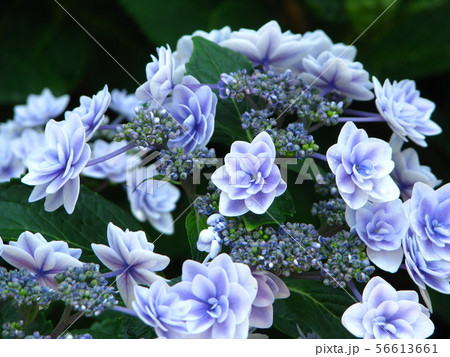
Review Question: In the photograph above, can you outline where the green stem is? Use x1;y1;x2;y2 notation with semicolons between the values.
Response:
50;304;75;339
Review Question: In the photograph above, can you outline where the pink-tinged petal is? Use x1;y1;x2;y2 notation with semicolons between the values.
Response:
91;244;123;270
249;305;273;329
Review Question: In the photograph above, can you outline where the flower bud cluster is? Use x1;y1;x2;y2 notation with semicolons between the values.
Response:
314;172;339;197
311;198;346;227
155;147;217;181
54;264;117;317
116;107;185;148
193;184;221;216
319;230;374;288
0;268;58;308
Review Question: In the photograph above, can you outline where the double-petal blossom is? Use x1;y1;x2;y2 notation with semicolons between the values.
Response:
373;77;441;147
92;222;170;307
342;276;434;339
21;113;91;214
211;131;286;216
326;121;399;210
346;200;408;273
13;88;69;128
170;254;258;339
166;76;217;153
0;231;82;288
65;85;111;140
403;183;450;293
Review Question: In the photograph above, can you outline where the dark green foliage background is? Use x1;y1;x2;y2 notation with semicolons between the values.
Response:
1;0;449;338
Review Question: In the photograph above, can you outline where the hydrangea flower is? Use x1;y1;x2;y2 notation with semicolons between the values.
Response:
166;75;217;153
0;231;82;288
133;280;191;339
109;89;139;120
10;128;45;165
127;165;180;235
13;88;69;128
170;254;257;338
211;131;287;216
221;20;304;72
403;182;450;293
301;51;374;100
197;214;226;259
326;121;399;210
342;276;434;339
83;140;130;183
0;237;3;257
0;135;24;183
390;134;441;200
135;45;175;103
346;199;408;273
250;270;290;329
21;113;91;214
174;26;231;81
65;85;111;140
290;29;357;73
92;222;170;307
373;77;441;147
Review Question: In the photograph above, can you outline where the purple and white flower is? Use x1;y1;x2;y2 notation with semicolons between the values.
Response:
92;222;170;307
211;131;287;216
13;88;69;128
326;121;399;210
109;89;139;120
170;254;258;338
221;20;304;73
133;280;191;339
403;182;450;293
346;199;408;273
0;231;82;288
342;276;434;339
0;237;4;257
373;77;441;147
65;85;111;140
83;140;130;183
197;214;226;259
21;113;91;214
250;270;290;329
127;165;181;235
10;128;45;166
0;134;25;183
390;134;441;200
166;75;217;153
135;45;175;104
301;51;374;100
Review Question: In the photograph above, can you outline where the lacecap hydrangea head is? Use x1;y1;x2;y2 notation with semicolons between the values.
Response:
402;182;450;293
346;199;408;273
342;276;434;339
211;131;287;216
373;77;441;147
326;121;399;210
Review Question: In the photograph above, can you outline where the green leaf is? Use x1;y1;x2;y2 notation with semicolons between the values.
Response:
273;279;354;338
242;191;296;230
0;180;142;261
212;99;250;145
185;37;253;84
185;209;208;261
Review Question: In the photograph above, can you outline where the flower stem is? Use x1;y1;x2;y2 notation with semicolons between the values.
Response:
184;83;218;90
344;108;378;117
99;124;123;131
85;142;136;167
338;115;384;123
347;280;362;302
308;152;327;162
319;84;334;97
110;305;138;317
